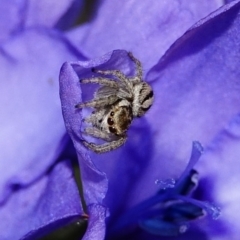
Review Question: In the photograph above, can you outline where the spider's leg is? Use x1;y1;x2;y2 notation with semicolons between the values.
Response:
80;77;118;88
84;109;105;126
83;127;114;142
75;95;117;109
82;135;127;153
93;69;133;92
117;88;132;99
128;52;143;82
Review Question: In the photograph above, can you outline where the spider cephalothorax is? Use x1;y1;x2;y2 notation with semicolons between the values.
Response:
75;52;154;153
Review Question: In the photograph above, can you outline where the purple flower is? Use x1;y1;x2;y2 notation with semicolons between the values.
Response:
60;0;240;239
2;0;240;239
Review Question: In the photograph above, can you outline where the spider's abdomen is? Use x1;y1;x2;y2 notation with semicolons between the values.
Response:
132;82;154;117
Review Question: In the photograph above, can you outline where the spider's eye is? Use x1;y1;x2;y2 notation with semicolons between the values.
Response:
110;111;114;116
107;118;114;125
109;126;117;134
142;90;153;104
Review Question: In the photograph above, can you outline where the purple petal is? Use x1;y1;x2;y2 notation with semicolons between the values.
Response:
0;160;84;240
0;28;85;202
145;0;240;184
198;114;240;239
0;0;83;43
126;0;240;200
0;0;26;43
60;55;118;238
83;204;107;240
67;0;221;69
24;0;83;29
59;50;135;206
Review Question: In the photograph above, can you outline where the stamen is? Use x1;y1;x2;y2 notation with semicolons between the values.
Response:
155;178;176;189
202;201;221;220
176;195;221;220
138;218;189;236
179;224;188;234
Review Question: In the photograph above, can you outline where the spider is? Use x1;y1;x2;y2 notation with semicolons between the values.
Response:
75;52;154;153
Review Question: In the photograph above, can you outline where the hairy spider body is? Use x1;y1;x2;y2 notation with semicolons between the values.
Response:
75;52;154;153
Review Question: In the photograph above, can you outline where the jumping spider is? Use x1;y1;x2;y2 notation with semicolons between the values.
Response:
75;52;154;153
